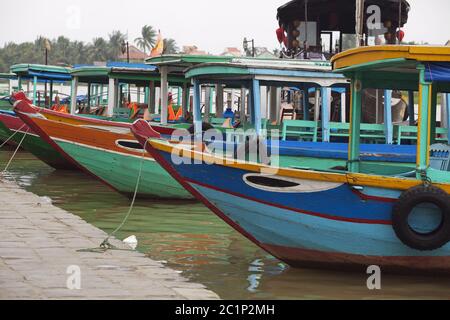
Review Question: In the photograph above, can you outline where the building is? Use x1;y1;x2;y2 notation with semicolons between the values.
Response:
181;45;208;55
117;45;148;62
221;47;242;57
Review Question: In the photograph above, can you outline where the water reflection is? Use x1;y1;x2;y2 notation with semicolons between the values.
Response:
1;148;449;300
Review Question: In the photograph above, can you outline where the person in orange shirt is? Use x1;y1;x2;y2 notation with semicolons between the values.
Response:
51;95;68;113
168;92;183;121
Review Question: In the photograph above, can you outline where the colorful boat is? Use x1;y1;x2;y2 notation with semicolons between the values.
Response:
14;101;193;199
133;46;450;274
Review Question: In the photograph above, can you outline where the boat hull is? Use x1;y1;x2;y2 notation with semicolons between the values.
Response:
0;111;75;170
139;136;450;274
15;105;192;199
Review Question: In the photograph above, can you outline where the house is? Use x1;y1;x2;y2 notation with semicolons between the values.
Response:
181;45;208;55
221;47;242;57
118;45;148;62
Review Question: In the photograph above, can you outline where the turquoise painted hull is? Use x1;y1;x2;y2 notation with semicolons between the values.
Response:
55;140;193;199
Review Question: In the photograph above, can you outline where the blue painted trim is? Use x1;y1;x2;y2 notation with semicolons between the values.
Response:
321;87;331;142
384;90;393;144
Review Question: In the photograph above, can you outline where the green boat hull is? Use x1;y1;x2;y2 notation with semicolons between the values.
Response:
55;139;193;199
0;119;74;169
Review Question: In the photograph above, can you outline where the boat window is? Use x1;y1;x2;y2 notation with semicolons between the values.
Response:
245;175;300;188
116;140;144;151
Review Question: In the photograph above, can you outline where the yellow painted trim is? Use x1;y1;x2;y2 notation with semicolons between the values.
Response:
332;45;450;70
149;139;450;194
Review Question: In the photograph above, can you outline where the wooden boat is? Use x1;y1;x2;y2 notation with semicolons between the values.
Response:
0;110;75;170
14;101;193;199
132;46;450;274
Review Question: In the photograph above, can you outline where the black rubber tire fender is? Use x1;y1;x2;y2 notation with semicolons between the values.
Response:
392;185;450;251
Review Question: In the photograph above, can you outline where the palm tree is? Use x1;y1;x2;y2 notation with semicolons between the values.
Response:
108;30;127;60
163;38;179;54
88;37;109;62
134;25;156;54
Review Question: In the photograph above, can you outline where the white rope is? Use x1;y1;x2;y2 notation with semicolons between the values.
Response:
2;128;29;174
0;124;27;149
99;140;148;250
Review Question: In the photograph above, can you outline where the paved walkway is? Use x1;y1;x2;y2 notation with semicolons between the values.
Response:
0;179;219;300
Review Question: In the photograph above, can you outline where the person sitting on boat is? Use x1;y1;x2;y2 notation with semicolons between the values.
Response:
51;95;68;113
168;92;183;122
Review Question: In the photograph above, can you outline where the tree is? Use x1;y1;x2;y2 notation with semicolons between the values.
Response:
108;30;127;60
88;37;109;62
134;25;156;54
163;38;179;54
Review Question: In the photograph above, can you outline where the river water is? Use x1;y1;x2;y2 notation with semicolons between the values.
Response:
1;148;449;300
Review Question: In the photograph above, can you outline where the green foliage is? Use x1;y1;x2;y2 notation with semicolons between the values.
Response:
0;27;179;72
134;25;157;54
163;38;179;54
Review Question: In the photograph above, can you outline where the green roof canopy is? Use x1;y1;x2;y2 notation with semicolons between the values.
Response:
186;57;348;88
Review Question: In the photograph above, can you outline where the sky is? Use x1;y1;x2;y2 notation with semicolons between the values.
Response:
1;0;449;54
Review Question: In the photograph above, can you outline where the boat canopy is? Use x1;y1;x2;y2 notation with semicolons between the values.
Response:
146;55;233;75
10;64;72;82
332;45;450;92
0;73;17;81
186;57;348;88
332;45;450;180
71;61;186;86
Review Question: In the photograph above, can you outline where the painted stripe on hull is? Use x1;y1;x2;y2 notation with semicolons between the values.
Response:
55;140;192;199
191;183;450;257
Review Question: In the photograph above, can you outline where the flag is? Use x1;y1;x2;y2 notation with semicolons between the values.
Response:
151;31;164;57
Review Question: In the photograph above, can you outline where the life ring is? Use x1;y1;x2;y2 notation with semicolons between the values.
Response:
392;185;450;251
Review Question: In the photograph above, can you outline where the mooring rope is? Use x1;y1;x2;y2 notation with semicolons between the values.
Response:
0;124;27;149
78;141;148;253
1;128;29;175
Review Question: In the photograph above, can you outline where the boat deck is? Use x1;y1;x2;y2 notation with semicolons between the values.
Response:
0;179;219;300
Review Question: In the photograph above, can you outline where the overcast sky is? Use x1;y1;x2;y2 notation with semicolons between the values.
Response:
1;0;449;53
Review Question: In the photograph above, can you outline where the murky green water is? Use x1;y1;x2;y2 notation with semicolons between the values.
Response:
1;148;449;299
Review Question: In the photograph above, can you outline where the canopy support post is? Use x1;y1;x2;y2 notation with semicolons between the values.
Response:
240;86;247;123
193;79;202;139
70;76;78;115
321;87;331;142
252;79;262;136
408;91;415;125
204;86;211;123
348;73;362;173
160;66;169;125
340;89;346;123
32;76;38;105
216;84;224;118
106;77;116;117
416;65;432;176
384;90;393;144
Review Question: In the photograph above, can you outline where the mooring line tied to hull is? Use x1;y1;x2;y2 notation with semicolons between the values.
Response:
0;124;27;149
1;127;29;181
78;141;148;254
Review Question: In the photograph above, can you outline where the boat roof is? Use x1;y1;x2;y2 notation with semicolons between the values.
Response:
71;61;187;86
0;73;16;80
145;54;234;77
186;57;348;88
332;45;450;91
10;64;72;82
277;0;410;31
